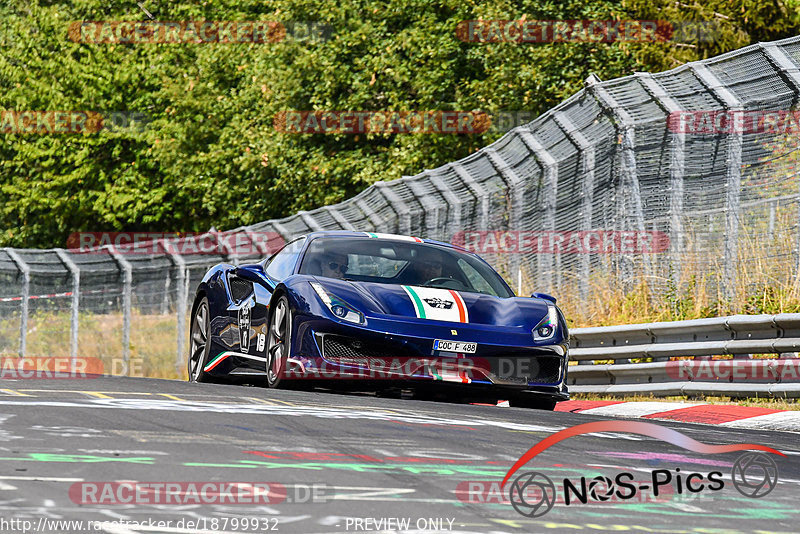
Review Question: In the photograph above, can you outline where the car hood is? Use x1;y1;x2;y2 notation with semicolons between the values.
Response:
312;277;550;328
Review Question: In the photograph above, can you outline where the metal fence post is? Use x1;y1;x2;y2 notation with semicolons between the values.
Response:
298;211;324;232
554;110;596;301
690;64;743;301
354;197;385;234
6;249;29;358
637;73;686;293
760;42;800;98
517;129;559;294
107;246;133;370
587;76;645;293
425;170;463;242
54;249;80;368
405;177;440;239
484;147;525;288
374;181;408;235
322;206;357;231
451;161;493;270
167;250;188;375
161;274;171;315
451;161;490;231
270;221;293;243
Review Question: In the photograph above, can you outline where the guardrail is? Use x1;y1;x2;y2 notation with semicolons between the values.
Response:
568;314;800;398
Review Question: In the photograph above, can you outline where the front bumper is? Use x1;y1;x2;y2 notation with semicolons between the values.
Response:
286;314;569;399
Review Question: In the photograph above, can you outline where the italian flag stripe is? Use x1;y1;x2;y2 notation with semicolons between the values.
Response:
364;232;423;242
204;352;230;372
403;285;426;319
448;290;468;322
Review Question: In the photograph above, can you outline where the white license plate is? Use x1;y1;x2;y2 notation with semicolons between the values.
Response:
433;339;477;353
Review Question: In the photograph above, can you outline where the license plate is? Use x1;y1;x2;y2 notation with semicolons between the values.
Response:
433;339;477;353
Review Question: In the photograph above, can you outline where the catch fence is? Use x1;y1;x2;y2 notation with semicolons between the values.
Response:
2;36;800;380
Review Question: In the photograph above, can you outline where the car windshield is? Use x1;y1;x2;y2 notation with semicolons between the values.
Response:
298;237;514;298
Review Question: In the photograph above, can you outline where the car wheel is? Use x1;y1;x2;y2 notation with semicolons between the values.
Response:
508;395;557;410
188;297;212;383
266;295;291;388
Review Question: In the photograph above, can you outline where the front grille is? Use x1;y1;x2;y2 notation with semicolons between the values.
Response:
492;355;562;384
322;335;401;368
534;357;562;383
228;276;253;302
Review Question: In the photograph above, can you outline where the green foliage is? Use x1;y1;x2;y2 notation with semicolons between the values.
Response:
1;0;797;247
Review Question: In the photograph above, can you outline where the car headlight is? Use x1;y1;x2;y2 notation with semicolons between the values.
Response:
310;282;365;324
533;304;558;341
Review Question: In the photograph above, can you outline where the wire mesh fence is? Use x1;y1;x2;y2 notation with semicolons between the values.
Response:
2;36;800;379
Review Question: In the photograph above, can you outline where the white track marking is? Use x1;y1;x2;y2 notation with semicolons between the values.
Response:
720;410;800;432
0;398;563;434
0;475;82;481
578;401;707;417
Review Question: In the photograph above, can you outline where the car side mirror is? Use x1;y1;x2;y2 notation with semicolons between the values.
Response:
234;264;267;284
531;292;556;304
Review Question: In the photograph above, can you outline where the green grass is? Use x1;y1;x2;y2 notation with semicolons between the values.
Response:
0;311;185;380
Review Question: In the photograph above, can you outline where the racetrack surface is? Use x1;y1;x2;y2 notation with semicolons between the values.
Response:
0;377;796;533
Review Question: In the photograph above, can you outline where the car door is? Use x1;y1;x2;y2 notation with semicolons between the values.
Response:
221;237;306;367
248;237;306;359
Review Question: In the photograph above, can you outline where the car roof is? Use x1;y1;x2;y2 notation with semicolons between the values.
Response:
303;231;469;253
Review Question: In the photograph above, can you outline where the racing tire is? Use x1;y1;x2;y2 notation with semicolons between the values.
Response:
188;297;213;383
266;295;292;388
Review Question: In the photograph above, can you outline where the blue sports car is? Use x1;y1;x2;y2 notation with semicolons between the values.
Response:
188;231;569;409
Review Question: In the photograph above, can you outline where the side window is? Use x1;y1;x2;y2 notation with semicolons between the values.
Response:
265;238;306;280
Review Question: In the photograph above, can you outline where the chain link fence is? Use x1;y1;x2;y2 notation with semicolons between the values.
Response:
2;36;800;378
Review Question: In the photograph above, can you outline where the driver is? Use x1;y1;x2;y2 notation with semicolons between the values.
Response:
414;255;444;284
319;251;349;279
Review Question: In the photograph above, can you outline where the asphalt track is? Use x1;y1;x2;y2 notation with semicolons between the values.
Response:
0;377;797;534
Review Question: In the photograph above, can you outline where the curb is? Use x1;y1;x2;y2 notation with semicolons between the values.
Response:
553;400;800;433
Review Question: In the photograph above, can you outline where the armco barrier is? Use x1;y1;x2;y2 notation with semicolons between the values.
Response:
568;313;800;397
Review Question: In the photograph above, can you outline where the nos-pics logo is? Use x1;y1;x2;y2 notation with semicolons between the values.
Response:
502;421;782;517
